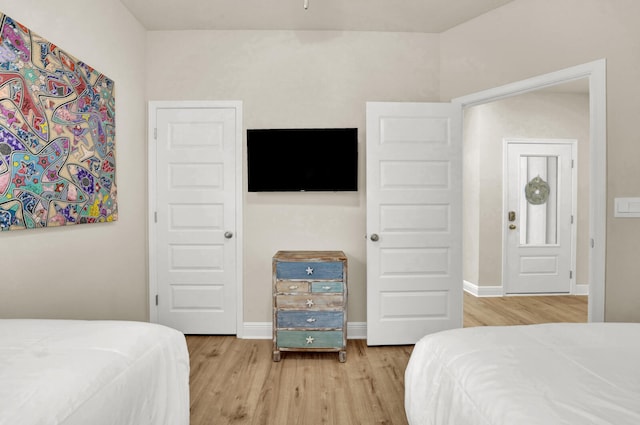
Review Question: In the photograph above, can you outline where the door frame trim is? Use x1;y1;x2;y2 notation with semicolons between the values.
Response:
147;100;244;336
453;58;606;322
502;138;578;295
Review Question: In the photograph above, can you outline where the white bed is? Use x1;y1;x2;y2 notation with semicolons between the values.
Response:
405;322;640;425
0;319;190;425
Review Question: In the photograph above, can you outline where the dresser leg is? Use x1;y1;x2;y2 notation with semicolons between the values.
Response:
339;350;346;363
273;350;281;362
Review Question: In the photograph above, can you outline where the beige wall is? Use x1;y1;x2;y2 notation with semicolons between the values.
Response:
0;1;148;319
145;30;440;322
4;0;640;325
442;0;640;321
463;91;590;288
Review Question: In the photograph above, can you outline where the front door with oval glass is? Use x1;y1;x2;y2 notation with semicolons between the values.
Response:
504;140;576;294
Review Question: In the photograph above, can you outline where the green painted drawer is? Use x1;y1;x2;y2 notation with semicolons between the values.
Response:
311;281;344;293
276;330;344;349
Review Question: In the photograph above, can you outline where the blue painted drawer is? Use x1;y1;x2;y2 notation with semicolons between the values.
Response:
311;281;344;293
276;330;344;349
277;310;343;329
276;261;343;280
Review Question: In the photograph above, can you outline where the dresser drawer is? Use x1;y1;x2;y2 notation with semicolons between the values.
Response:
276;261;343;280
311;281;344;293
275;281;310;294
276;330;344;349
277;310;343;329
276;294;344;309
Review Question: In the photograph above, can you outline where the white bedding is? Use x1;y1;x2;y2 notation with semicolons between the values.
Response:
0;320;190;425
405;323;640;425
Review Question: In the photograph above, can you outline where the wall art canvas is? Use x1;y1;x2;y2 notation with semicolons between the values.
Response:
0;12;116;231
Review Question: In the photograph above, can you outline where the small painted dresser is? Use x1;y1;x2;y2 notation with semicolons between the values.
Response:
272;250;348;362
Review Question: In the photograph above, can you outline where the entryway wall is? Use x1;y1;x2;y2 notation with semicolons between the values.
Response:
463;88;590;295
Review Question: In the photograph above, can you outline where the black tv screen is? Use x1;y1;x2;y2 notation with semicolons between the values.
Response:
247;128;358;192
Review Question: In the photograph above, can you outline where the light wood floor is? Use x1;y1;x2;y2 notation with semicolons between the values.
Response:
187;294;588;425
463;292;588;327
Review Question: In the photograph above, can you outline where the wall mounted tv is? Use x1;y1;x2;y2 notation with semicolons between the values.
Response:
247;128;358;192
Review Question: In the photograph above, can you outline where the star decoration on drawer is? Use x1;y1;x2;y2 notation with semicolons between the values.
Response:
305;336;315;344
306;266;314;275
305;299;314;307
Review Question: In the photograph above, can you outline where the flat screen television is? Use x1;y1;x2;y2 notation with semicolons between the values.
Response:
247;128;358;192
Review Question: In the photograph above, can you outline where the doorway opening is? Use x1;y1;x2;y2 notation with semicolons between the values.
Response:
454;59;605;325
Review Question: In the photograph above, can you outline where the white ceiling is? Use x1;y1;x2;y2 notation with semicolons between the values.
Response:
119;0;514;33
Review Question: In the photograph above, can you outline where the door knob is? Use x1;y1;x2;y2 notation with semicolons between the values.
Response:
224;231;234;239
370;233;379;242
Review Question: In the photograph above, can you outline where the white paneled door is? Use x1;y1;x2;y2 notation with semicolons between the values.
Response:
366;102;462;346
152;104;241;334
504;140;576;294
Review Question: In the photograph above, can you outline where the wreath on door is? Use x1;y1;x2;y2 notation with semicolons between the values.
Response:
524;175;550;205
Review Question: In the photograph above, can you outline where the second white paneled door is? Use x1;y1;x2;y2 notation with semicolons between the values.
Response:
366;102;463;345
151;102;241;334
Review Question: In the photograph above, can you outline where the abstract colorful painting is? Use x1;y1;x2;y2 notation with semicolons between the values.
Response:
0;12;116;231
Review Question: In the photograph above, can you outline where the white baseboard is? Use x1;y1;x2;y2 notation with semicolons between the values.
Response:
241;322;272;339
574;283;589;296
346;322;367;339
465;280;590;297
241;322;367;340
464;280;503;297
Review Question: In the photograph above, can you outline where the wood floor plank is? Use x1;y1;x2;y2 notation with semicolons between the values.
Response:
187;294;588;425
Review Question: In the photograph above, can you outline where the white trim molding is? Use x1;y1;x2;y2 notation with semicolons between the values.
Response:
575;283;589;296
241;323;272;340
463;280;503;297
464;280;589;297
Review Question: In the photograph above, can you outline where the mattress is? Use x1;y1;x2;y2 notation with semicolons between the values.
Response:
0;319;190;425
405;322;640;425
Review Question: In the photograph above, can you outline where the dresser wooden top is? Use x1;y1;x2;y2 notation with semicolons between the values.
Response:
273;251;347;261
